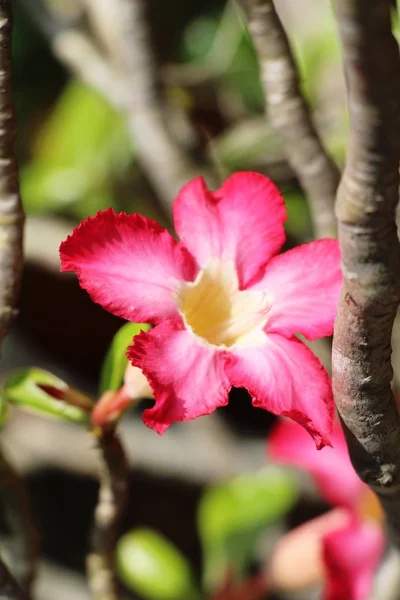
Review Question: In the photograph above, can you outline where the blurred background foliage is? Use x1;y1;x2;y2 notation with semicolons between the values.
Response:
13;0;348;237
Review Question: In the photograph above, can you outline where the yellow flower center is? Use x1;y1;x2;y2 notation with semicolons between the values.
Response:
177;261;270;348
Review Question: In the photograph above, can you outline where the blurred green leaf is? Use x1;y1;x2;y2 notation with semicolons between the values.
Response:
4;368;91;425
99;322;150;395
21;79;132;216
198;468;298;590
183;15;218;61
116;528;199;600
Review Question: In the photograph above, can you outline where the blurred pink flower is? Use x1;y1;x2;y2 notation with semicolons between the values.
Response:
269;417;366;510
269;419;384;600
60;172;341;445
322;516;384;600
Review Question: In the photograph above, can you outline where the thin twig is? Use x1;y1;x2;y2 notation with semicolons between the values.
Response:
0;447;39;592
86;427;129;600
331;0;400;544
245;0;340;238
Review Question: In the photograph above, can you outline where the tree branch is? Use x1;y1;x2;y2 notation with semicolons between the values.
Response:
85;0;213;212
0;0;24;344
0;2;36;595
86;427;129;600
245;0;340;238
0;447;39;593
331;0;400;543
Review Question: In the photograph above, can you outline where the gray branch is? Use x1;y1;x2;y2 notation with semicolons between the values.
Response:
245;0;340;238
331;0;400;543
0;0;24;344
86;428;129;600
0;2;36;597
0;447;40;593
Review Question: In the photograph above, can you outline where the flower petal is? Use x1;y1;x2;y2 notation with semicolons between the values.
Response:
268;419;366;510
322;517;384;600
226;333;334;448
60;208;197;323
267;508;350;592
250;239;341;340
128;319;231;433
173;172;286;288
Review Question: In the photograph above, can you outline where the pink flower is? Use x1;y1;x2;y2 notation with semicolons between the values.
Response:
268;418;366;510
322;516;384;600
269;419;384;600
60;172;341;446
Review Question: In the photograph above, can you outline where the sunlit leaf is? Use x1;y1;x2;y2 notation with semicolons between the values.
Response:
116;528;200;600
99;322;150;395
4;368;92;425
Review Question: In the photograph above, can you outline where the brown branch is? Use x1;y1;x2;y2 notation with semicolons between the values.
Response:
0;447;39;593
245;0;340;238
331;0;400;543
0;0;24;344
86;427;129;600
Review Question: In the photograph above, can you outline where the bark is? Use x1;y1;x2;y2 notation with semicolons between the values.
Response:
332;0;400;543
246;0;340;238
0;448;39;592
0;3;36;595
0;0;24;344
86;428;129;600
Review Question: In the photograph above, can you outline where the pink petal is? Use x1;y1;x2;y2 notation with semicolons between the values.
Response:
267;508;350;592
128;319;231;433
268;419;366;510
60;209;197;323
322;517;384;600
226;333;334;448
250;239;341;340
173;172;286;288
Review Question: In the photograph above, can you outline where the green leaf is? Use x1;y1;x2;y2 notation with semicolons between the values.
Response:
116;528;200;600
4;368;91;425
99;322;150;395
198;467;298;590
